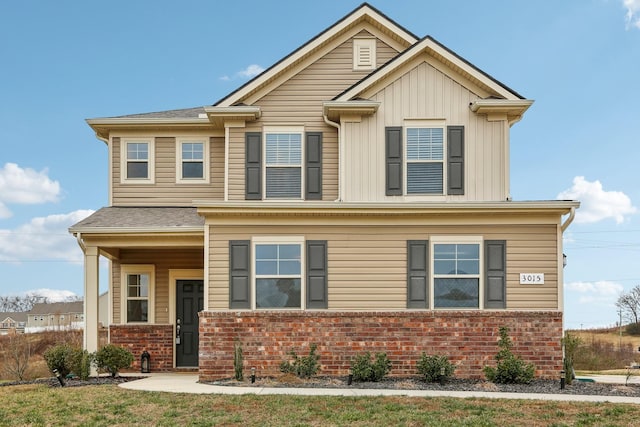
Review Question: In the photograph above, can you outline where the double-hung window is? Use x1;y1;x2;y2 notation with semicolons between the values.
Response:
121;139;154;183
265;129;302;199
433;240;481;309
121;265;155;323
254;241;302;309
177;139;208;183
406;127;444;194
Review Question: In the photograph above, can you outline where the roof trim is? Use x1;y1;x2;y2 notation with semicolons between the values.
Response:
323;100;380;121
334;35;526;102
70;226;204;235
86;118;212;141
214;3;418;107
469;99;534;125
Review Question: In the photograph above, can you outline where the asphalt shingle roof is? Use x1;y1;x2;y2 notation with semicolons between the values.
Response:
70;207;204;231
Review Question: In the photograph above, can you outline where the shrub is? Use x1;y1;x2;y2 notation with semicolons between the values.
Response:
233;340;243;381
70;349;93;381
94;344;134;377
279;343;320;379
0;334;33;381
43;343;76;378
563;331;582;385
416;353;455;383
351;351;392;382
626;322;640;336
484;326;535;384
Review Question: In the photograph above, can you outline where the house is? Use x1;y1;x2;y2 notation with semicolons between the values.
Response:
26;302;84;332
70;3;578;379
0;312;27;334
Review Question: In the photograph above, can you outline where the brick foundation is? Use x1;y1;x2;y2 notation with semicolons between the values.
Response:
199;311;563;381
110;324;174;372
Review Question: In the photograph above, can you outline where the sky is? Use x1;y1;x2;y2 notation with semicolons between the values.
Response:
1;0;639;329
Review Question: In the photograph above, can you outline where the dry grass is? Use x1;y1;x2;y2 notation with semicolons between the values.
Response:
1;383;640;426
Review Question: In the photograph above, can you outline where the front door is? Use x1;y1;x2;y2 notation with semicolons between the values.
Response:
176;280;204;367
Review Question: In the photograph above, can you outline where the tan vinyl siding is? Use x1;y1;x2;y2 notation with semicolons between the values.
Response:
226;35;398;201
207;221;559;311
111;249;203;324
112;137;224;206
343;60;510;202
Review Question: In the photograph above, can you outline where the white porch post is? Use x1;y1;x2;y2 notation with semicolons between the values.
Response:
83;246;100;355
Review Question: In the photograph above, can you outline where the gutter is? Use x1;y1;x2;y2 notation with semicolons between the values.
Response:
323;114;342;201
75;232;86;252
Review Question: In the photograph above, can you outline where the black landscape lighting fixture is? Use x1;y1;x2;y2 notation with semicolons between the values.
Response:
560;370;566;390
141;350;151;373
53;369;65;387
251;367;256;383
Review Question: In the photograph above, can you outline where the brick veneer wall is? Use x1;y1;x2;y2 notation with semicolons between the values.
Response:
110;324;174;372
199;311;563;381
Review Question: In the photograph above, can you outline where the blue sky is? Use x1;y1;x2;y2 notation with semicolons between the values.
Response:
1;0;639;329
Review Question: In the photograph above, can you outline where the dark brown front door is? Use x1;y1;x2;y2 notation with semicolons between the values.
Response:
176;280;203;367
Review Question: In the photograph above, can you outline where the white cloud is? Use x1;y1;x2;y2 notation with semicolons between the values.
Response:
0;163;61;218
220;64;265;81
0;209;94;263
565;280;624;305
26;289;78;302
557;176;636;224
624;0;640;29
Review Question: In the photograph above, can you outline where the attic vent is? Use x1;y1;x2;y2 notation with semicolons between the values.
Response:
353;38;376;71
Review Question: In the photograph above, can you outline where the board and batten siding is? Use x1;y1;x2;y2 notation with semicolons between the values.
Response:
226;34;398;201
207;222;559;311
343;60;509;202
111;249;203;324
111;137;224;206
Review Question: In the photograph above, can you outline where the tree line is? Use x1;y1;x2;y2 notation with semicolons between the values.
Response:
0;294;81;312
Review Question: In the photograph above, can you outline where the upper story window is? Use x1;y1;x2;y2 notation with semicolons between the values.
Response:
265;129;303;199
177;139;209;183
121;264;155;323
406;127;444;194
353;37;376;70
121;139;155;184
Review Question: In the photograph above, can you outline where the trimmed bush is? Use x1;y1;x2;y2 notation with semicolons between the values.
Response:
416;353;455;383
484;326;535;384
71;349;93;381
351;351;392;382
279;343;320;379
43;343;75;378
94;344;134;377
563;331;582;385
233;340;243;381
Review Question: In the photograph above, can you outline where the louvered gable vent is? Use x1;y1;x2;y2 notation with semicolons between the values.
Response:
353;38;376;70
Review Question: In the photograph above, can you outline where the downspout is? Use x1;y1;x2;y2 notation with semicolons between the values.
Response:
561;207;576;232
75;232;86;252
323;115;341;201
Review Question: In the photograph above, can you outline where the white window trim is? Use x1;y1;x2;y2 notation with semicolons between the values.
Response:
430;236;483;310
120;138;155;184
403;120;446;196
263;126;305;200
353;37;376;70
175;138;210;184
120;264;156;324
251;236;305;310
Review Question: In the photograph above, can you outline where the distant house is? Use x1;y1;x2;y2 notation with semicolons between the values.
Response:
0;312;27;334
26;301;84;332
71;3;578;379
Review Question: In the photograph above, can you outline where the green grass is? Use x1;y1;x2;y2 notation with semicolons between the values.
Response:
1;384;640;426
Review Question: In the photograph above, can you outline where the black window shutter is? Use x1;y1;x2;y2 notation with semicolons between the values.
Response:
386;127;403;196
485;240;506;309
447;125;464;195
306;240;328;309
229;240;251;309
407;240;428;308
245;132;262;200
305;132;322;200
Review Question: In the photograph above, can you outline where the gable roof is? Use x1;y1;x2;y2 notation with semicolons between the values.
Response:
214;2;418;107
70;207;204;233
0;312;28;323
29;302;83;316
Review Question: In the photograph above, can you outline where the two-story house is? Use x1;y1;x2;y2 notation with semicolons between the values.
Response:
70;3;578;379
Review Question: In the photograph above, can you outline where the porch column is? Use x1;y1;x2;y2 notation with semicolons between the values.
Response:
83;246;100;355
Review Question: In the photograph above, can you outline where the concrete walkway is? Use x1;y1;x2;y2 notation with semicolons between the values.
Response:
119;373;640;404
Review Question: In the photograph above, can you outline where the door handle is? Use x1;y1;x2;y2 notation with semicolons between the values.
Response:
176;318;181;345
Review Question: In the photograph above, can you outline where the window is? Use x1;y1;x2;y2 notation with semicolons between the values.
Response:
254;242;302;309
433;241;481;309
265;129;302;198
406;127;444;194
121;139;154;183
177;139;209;183
353;38;376;70
121;265;155;323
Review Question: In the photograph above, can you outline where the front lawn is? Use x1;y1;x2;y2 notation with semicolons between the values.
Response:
2;384;640;426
